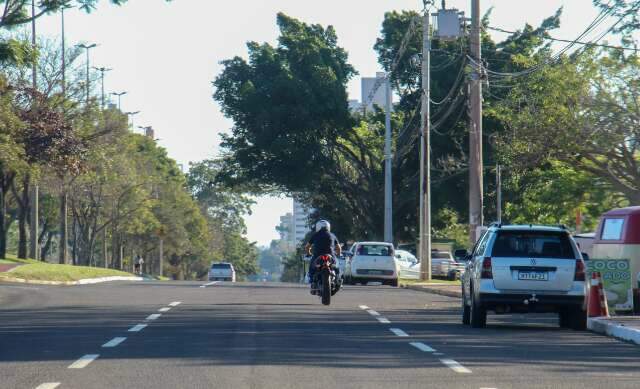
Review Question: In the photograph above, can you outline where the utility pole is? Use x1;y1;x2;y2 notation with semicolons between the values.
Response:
419;6;432;281
469;0;484;243
383;74;393;243
93;66;112;109
496;164;502;223
59;6;68;265
29;0;39;261
77;43;97;106
159;238;164;277
112;91;127;110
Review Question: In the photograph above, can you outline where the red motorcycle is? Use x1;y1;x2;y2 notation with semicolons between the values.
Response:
312;254;339;306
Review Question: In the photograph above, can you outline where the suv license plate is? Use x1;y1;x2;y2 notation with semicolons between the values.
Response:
369;270;382;275
518;271;548;281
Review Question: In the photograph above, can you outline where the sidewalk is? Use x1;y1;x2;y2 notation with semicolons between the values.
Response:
401;282;462;298
588;316;640;346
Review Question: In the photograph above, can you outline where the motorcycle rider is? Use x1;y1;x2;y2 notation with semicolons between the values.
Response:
304;219;342;294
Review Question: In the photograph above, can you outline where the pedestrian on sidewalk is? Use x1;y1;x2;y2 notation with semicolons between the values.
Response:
134;255;144;275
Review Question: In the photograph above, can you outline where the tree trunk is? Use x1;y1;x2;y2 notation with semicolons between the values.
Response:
0;171;10;259
58;189;68;264
17;175;29;259
71;216;77;265
40;232;53;261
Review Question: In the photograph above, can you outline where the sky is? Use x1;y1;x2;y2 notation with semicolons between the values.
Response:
30;0;609;246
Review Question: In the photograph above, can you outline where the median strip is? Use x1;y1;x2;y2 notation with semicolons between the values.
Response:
68;354;99;369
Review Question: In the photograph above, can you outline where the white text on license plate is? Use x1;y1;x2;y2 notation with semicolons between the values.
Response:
518;271;548;281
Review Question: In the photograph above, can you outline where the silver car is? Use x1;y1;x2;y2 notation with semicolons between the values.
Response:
461;225;587;329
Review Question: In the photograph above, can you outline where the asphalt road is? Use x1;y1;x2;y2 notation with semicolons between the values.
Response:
1;280;640;389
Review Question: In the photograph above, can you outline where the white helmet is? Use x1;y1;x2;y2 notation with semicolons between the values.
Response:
315;219;331;232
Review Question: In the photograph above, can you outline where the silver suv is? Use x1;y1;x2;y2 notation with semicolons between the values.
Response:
461;225;587;330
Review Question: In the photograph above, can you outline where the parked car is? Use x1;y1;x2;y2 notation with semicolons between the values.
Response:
431;250;465;280
395;249;420;279
461;224;588;330
345;242;398;287
208;262;236;282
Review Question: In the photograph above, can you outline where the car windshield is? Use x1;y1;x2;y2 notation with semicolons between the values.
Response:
357;244;393;256
212;264;231;269
491;231;575;259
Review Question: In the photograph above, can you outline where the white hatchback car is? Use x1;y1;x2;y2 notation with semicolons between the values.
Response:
346;242;398;287
461;225;587;329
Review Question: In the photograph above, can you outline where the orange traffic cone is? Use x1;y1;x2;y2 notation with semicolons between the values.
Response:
596;272;610;317
588;272;604;317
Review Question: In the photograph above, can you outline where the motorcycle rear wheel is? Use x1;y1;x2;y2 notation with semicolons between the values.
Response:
321;271;331;306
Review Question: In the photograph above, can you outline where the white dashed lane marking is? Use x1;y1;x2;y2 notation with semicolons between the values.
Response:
146;314;161;321
158;307;171;312
390;328;409;337
169;301;181;307
128;324;147;332
35;383;60;389
102;337;126;348
358;305;369;310
68;354;99;369
410;342;436;352
376;317;391;324
366;309;380;316
440;358;472;374
199;281;221;288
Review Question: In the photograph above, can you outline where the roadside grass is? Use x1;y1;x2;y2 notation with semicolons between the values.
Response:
0;257;133;282
400;278;461;286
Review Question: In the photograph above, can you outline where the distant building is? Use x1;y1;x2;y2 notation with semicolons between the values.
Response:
277;212;295;251
348;99;362;113
361;72;387;112
293;199;314;244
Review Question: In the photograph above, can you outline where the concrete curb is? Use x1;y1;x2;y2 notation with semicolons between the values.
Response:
401;284;462;298
0;275;143;286
588;317;640;346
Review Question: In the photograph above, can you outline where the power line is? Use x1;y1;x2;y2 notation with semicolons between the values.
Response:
485;25;638;52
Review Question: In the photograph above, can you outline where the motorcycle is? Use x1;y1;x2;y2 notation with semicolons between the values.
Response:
311;254;340;305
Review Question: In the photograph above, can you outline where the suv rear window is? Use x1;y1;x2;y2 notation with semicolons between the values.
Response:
357;244;393;256
491;231;575;259
211;263;232;269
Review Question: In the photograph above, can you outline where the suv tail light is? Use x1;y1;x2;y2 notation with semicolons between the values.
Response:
574;259;586;281
481;257;493;279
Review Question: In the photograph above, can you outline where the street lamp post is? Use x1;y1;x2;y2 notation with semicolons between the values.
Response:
124;111;140;130
111;91;127;110
77;43;97;106
93;66;112;109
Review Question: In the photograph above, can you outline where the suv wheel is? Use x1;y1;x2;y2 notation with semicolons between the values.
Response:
461;288;471;325
568;306;587;331
470;289;487;328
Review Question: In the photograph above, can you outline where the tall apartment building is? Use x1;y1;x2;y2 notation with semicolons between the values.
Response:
361;72;387;112
276;212;295;251
293;199;314;244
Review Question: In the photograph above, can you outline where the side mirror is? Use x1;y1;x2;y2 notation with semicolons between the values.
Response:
581;253;590;261
454;249;469;259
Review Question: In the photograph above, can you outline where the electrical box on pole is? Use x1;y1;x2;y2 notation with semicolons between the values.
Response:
436;9;463;41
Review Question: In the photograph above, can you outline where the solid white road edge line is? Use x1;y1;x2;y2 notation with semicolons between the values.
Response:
35;383;60;389
128;324;147;332
390;328;409;337
376;317;391;324
158;307;171;312
359;305;369;310
409;342;436;352
102;337;127;348
440;358;472;373
146;314;161;321
199;281;221;288
168;301;181;307
68;354;99;369
366;309;380;316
